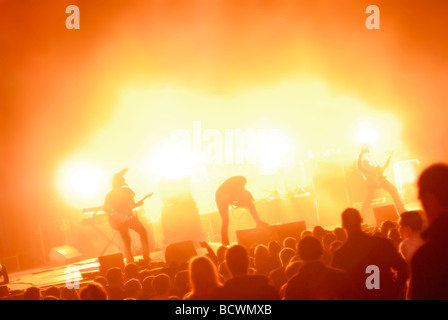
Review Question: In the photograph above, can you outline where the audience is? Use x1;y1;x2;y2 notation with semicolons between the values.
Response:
214;244;279;300
312;225;326;242
60;287;80;300
124;263;139;281
284;236;357;300
253;244;277;276
282;237;297;250
380;220;397;238
172;269;190;299
105;267;126;300
6;161;448;301
398;210;424;263
44;286;61;300
321;232;337;265
329;240;343;256
409;163;448;300
332;208;408;300
269;247;296;290
333;227;347;243
387;227;401;250
140;276;155;300
300;230;313;239
23;286;42;300
124;278;143;300
151;273;172;300
183;256;222;300
80;282;108;300
267;241;282;269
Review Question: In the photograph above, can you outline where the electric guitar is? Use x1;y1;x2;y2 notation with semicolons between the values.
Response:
108;192;154;230
359;151;394;186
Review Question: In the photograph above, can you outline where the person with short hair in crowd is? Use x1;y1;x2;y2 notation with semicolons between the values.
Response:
409;163;448;300
215;244;279;300
398;210;424;262
284;236;357;300
332;208;408;300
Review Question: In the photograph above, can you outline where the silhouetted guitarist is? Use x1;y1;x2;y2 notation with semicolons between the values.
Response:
357;144;406;224
215;176;269;246
104;168;152;264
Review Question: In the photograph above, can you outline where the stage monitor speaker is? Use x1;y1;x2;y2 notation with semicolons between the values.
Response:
274;220;307;242
236;226;276;249
373;205;398;227
164;240;198;267
48;246;83;266
98;253;124;276
236;221;307;249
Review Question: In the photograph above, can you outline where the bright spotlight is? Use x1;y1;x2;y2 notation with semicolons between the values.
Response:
257;130;290;175
355;121;379;145
151;144;193;180
57;160;107;207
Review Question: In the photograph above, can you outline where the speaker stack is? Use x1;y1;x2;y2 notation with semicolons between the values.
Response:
159;178;203;244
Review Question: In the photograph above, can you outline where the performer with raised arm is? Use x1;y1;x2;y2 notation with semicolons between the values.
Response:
104;168;153;265
357;144;406;224
215;176;269;246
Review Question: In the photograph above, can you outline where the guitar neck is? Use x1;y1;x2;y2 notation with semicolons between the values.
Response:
139;192;154;203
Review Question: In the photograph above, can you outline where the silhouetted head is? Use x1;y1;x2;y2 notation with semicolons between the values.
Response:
312;225;326;241
399;210;424;232
298;236;323;262
380;220;396;236
24;286;42;300
322;232;337;250
300;230;313;240
152;273;171;296
225;245;249;276
418;163;448;224
80;283;108;300
112;168;128;189
283;237;297;250
174;270;190;291
60;287;80;300
279;248;296;267
124;278;142;299
142;276;155;296
106;267;124;287
268;241;282;257
333;227;347;243
124;262;139;280
45;286;61;299
341;208;363;234
216;246;228;264
189;256;221;293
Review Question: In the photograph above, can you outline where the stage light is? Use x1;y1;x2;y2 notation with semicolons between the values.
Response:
57;159;107;207
257;130;290;175
355;121;379;145
150;144;193;180
394;159;420;201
